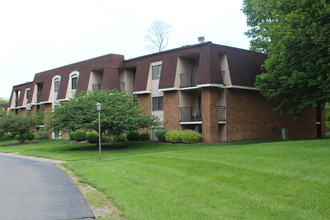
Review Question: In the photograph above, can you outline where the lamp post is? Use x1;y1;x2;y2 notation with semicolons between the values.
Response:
96;102;102;160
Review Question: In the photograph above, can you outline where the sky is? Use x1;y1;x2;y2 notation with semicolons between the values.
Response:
0;0;250;100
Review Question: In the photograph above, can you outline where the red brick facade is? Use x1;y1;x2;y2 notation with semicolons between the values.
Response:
226;89;318;141
6;42;325;142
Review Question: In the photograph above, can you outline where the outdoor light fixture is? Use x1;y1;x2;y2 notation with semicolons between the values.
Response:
96;102;102;160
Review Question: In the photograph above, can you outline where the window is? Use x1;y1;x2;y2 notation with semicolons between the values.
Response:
152;96;163;111
71;75;78;90
54;80;60;93
26;89;30;100
152;64;162;80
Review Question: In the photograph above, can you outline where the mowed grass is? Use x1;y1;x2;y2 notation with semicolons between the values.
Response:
1;139;330;219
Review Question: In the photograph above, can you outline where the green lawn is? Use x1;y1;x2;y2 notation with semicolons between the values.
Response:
1;139;329;219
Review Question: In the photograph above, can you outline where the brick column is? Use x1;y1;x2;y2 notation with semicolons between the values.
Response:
138;94;152;116
201;87;218;143
164;91;180;130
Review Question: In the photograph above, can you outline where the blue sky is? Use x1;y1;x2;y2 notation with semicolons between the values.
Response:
0;0;250;99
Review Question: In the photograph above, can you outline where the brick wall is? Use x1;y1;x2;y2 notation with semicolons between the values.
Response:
164;91;180;130
226;89;318;141
201;87;219;143
138;94;152;116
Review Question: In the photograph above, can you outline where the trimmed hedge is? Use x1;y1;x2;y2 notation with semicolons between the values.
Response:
165;129;201;144
165;130;182;143
181;130;202;144
139;132;150;141
154;129;167;142
86;132;110;143
69;129;86;141
34;129;49;140
86;132;99;143
126;131;140;141
113;135;125;142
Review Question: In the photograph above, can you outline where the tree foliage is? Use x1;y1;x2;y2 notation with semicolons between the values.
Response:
145;19;172;52
0;114;40;142
50;90;159;135
242;0;330;115
0;97;8;105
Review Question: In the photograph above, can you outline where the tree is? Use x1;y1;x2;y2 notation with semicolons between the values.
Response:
0;98;8;105
242;0;330;115
145;19;172;52
0;114;39;143
50;90;159;136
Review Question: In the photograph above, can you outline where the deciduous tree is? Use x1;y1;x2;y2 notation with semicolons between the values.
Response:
145;19;172;52
242;0;330;115
50;90;159;136
0;114;39;142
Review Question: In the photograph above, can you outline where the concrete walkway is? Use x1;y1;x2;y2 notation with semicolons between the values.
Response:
0;153;95;220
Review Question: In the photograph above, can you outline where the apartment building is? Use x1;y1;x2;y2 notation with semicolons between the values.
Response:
7;42;325;142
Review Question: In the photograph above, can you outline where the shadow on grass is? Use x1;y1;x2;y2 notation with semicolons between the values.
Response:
69;142;148;151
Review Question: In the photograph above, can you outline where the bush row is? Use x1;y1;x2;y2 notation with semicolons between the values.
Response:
69;130;110;143
165;130;201;144
0;128;49;141
113;131;151;142
126;131;150;141
69;129;151;143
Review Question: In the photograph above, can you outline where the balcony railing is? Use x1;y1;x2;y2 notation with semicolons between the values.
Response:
180;72;197;88
180;106;202;122
92;83;101;91
218;106;226;121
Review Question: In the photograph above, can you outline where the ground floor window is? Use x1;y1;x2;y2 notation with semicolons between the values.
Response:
152;96;163;111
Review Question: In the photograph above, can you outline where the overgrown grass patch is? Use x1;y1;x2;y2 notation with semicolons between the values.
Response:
1;139;329;219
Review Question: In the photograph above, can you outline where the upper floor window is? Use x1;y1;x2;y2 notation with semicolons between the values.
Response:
54;79;60;93
71;73;79;90
26;89;30;100
152;64;162;80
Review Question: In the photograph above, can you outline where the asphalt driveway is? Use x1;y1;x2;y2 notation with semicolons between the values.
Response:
0;154;95;220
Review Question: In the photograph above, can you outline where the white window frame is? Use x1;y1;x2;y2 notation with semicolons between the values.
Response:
70;71;79;90
152;64;162;80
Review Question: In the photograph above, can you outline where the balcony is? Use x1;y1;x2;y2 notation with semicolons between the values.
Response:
92;83;101;91
218;106;226;121
180;72;197;88
180;106;202;122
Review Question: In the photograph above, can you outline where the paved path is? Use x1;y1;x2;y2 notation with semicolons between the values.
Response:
0;154;95;220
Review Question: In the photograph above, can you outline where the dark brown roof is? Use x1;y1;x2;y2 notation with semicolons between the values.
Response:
29;54;124;103
123;42;267;91
9;82;33;107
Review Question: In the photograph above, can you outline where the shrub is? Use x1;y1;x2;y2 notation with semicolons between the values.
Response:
70;129;86;141
113;135;125;142
86;132;99;143
69;131;76;141
23;132;35;141
154;129;167;142
75;129;87;141
34;129;49;140
126;131;140;141
102;135;110;143
165;130;182;143
181;130;201;144
15;133;35;141
139;132;150;141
